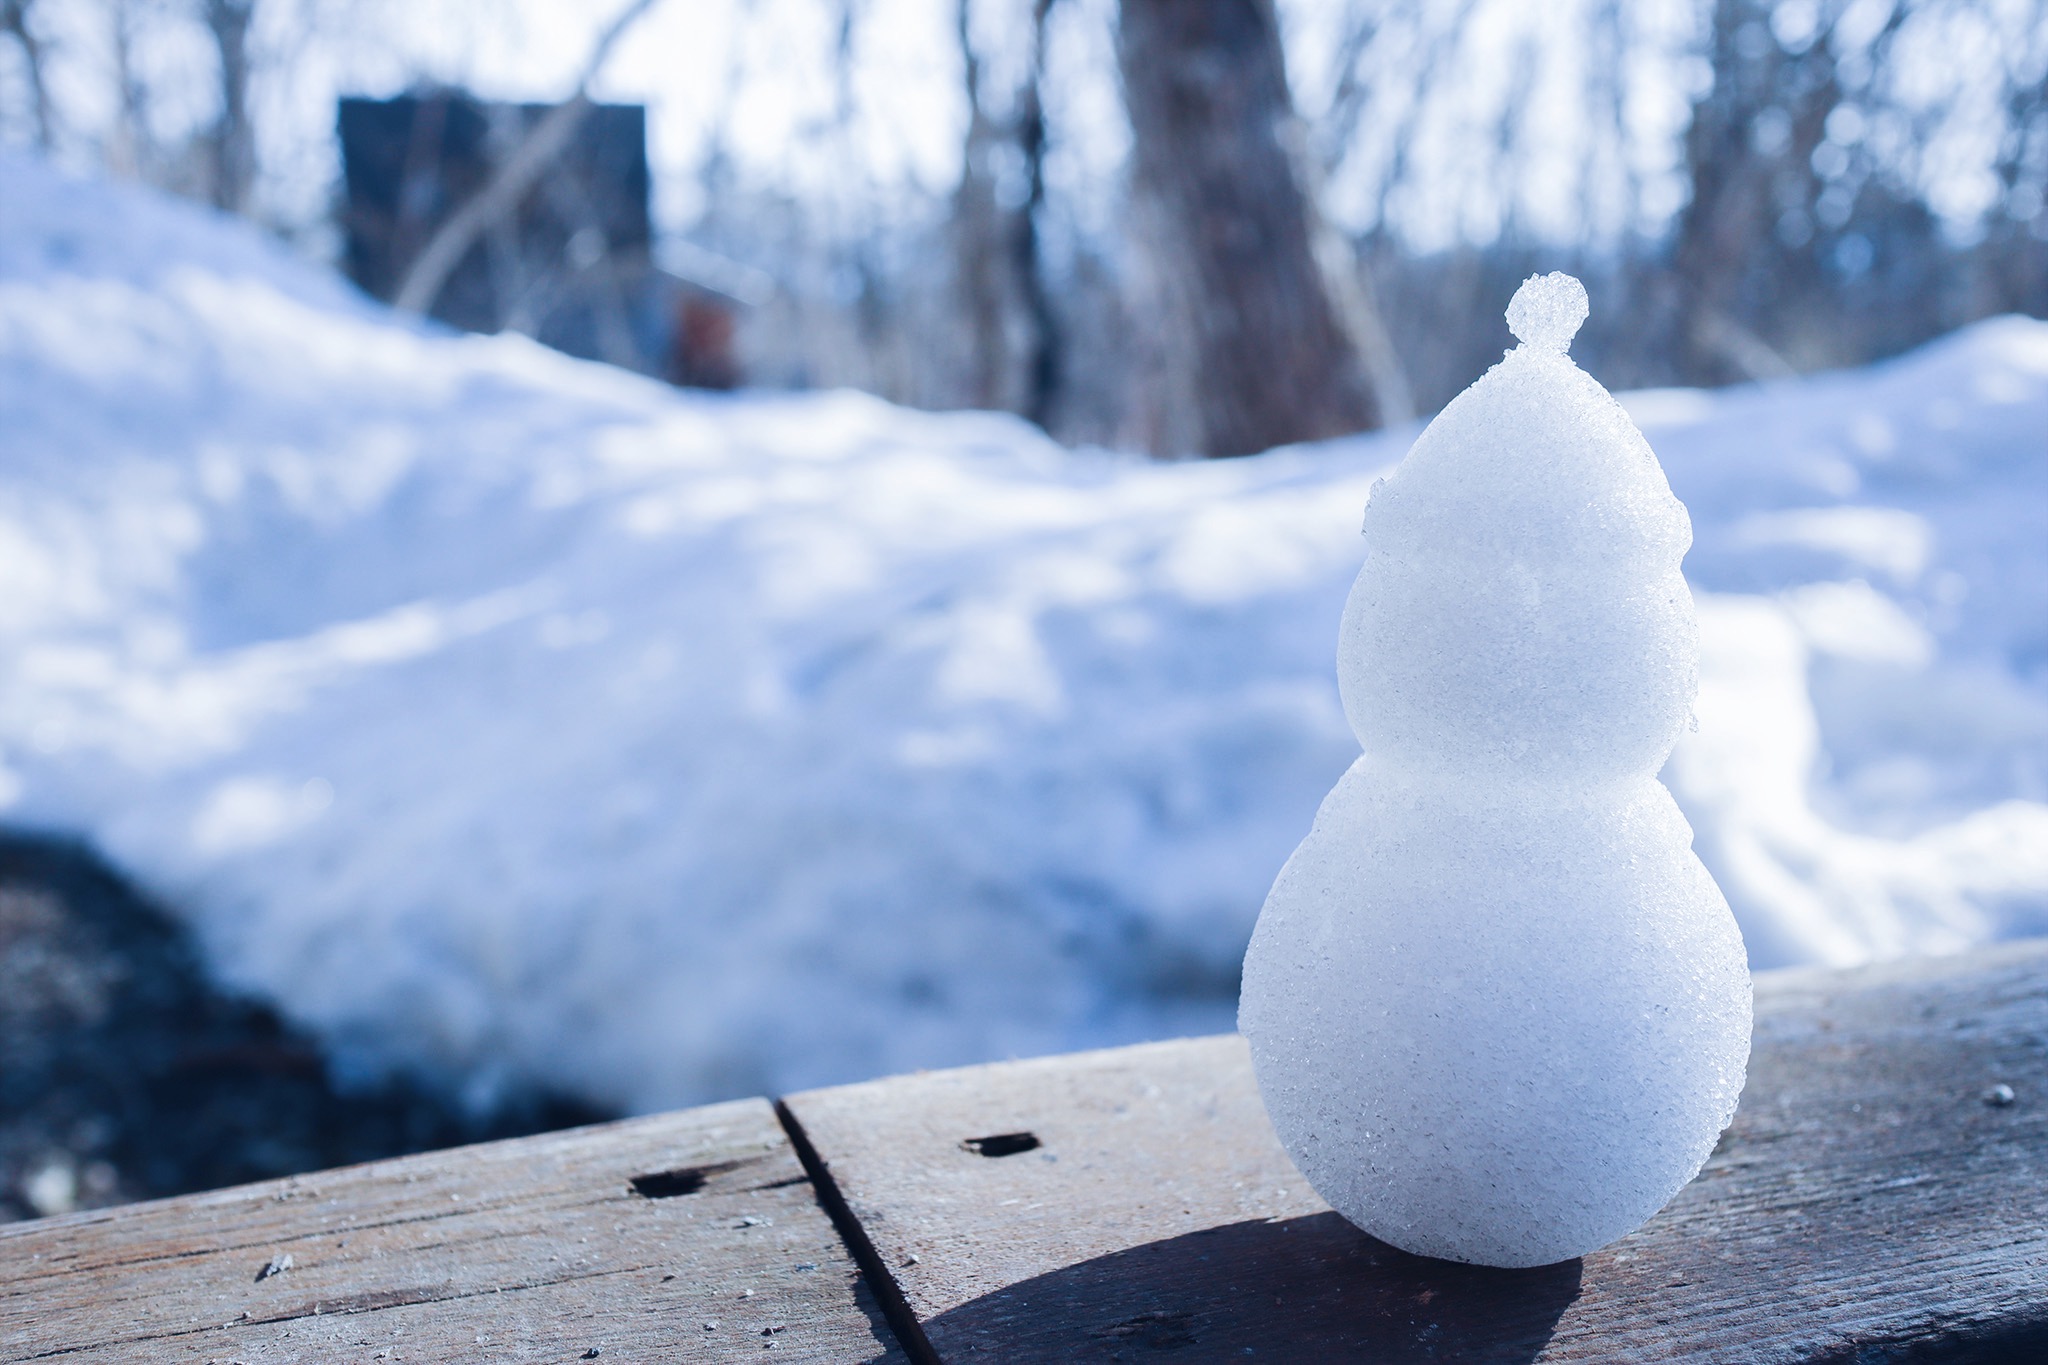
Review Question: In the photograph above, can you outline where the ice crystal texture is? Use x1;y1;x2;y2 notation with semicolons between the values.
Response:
1239;273;1753;1268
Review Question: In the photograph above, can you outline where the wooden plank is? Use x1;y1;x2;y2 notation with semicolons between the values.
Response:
782;941;2048;1363
1;1098;906;1364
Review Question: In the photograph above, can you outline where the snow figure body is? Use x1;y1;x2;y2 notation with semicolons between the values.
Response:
1238;273;1751;1268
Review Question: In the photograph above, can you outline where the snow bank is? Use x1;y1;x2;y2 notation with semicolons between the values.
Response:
2;152;2044;1111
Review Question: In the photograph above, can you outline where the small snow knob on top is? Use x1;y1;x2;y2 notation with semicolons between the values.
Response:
1505;272;1589;353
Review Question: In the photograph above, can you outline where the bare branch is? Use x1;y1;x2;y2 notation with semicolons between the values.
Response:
392;0;663;317
1316;1;1387;179
203;0;259;213
0;0;52;150
1369;0;1479;241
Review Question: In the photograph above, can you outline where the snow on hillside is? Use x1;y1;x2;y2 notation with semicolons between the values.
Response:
2;152;2044;1112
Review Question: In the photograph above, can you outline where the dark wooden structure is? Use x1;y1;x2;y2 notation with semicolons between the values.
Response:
7;942;2047;1361
337;92;739;387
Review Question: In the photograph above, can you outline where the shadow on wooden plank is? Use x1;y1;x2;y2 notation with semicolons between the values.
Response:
787;943;2048;1362
1797;1327;2048;1365
924;1211;1580;1362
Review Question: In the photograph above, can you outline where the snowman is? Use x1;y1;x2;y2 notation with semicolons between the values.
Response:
1238;273;1751;1269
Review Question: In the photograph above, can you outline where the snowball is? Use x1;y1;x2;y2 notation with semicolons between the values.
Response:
1504;271;1589;352
1240;274;1751;1268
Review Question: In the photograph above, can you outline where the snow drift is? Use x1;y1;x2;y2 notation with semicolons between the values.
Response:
2;152;2044;1112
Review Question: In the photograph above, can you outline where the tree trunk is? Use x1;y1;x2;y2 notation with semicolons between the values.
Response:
954;0;1017;414
203;0;258;214
1012;0;1060;429
1117;0;1376;457
1669;0;1926;385
0;0;52;151
953;0;1060;427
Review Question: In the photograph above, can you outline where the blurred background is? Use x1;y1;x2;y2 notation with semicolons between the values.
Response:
0;0;2043;1221
6;0;2044;442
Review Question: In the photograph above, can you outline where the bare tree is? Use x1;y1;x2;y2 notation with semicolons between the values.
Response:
953;0;1060;425
1971;0;2048;321
953;0;1012;411
107;0;153;179
1117;0;1377;457
0;0;51;151
1670;0;1930;383
200;0;258;213
1294;1;1416;424
1010;0;1059;427
1308;216;1413;427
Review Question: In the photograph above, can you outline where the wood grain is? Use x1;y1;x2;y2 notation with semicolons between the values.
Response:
783;941;2048;1363
1;1098;905;1364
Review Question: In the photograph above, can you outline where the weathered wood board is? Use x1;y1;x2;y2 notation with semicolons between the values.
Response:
783;941;2048;1363
11;942;2047;1362
1;1098;905;1364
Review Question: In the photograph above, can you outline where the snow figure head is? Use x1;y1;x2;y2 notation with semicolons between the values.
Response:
1340;272;1696;784
1503;270;1588;351
1240;273;1752;1268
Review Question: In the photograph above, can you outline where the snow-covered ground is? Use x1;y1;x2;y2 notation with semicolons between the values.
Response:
3;152;2044;1113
